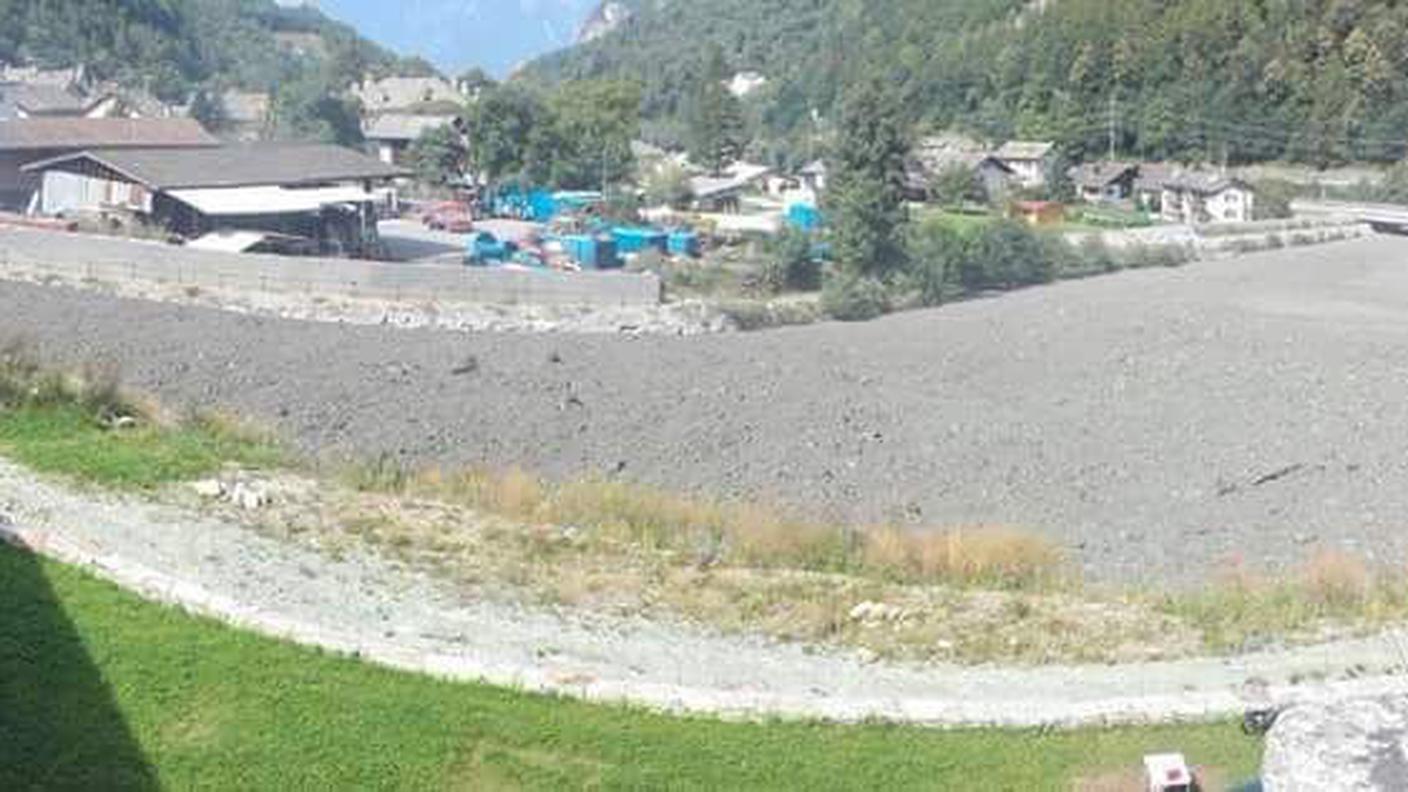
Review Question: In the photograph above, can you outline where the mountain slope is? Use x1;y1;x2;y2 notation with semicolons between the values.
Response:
525;0;1408;165
0;0;414;100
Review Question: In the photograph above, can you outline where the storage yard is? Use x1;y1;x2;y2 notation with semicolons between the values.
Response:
4;234;1408;584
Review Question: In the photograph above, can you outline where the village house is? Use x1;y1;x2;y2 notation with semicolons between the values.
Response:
0;64;172;121
0;117;218;211
23;143;407;254
1069;161;1139;204
363;114;459;167
798;159;828;194
1132;162;1176;211
1160;171;1256;224
906;134;1013;203
994;140;1056;189
351;76;464;115
688;162;772;213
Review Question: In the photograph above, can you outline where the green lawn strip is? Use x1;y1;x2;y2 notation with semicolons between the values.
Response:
0;545;1263;791
0;404;280;488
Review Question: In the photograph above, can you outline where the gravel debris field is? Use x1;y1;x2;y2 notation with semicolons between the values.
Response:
5;235;1408;584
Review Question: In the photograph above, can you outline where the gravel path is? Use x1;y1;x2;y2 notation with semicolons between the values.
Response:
5;235;1408;583
5;458;1408;728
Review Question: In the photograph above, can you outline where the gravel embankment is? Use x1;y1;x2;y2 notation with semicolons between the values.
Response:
5;458;1408;728
5;235;1408;584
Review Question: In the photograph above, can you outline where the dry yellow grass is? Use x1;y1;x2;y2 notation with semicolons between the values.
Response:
347;462;1065;591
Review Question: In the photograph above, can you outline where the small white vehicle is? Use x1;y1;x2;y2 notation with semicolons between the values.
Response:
1143;753;1197;792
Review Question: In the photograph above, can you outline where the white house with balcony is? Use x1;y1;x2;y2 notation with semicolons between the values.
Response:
1160;171;1256;224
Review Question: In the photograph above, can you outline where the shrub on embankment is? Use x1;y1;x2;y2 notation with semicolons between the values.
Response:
822;218;1194;322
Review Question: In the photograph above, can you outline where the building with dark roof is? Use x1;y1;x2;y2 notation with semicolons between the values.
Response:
362;113;457;166
23;143;411;254
0;117;218;210
1069;161;1139;204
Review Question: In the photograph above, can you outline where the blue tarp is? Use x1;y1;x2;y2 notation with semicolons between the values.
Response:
787;203;824;231
489;187;603;222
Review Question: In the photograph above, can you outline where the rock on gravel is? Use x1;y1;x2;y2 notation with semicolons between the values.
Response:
6;235;1408;584
1263;696;1408;791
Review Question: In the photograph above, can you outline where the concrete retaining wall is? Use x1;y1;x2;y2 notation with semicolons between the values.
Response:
0;227;661;307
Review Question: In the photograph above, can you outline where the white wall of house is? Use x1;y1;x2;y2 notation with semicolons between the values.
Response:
1006;158;1046;189
1160;186;1254;224
40;171;152;215
1207;187;1254;222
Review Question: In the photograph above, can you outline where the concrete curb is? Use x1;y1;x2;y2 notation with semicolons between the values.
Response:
6;518;1408;729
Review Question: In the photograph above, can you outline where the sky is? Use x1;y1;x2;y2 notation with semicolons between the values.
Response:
312;0;600;77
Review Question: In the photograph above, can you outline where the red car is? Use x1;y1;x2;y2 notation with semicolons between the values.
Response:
423;202;475;233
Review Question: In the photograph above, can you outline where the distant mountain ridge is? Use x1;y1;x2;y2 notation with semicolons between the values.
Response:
524;0;1408;166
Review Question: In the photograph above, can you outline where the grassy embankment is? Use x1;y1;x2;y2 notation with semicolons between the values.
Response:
0;544;1265;790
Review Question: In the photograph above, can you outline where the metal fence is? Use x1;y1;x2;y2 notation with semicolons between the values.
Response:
0;228;662;308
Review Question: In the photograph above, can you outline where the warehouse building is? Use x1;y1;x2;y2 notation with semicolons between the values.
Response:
24;143;409;255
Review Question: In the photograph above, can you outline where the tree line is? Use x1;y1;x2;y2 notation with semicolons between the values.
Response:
525;0;1408;168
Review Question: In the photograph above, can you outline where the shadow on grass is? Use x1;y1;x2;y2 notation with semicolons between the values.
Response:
0;541;157;791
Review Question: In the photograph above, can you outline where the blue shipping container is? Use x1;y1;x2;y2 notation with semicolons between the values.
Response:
560;234;619;269
612;226;668;254
667;230;700;257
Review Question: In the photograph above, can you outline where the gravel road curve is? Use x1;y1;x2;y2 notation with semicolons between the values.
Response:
5;234;1408;583
4;458;1408;728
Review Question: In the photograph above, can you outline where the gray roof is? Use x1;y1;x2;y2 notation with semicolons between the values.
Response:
994;140;1056;162
0;117;218;151
1070;161;1138;189
0;82;89;114
23;143;409;189
1161;169;1250;195
911;134;1010;175
352;76;462;112
1133;162;1177;193
362;113;455;142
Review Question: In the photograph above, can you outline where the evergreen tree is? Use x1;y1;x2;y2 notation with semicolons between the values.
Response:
687;45;746;176
826;73;909;281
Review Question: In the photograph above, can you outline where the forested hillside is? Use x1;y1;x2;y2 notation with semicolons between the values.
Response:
527;0;1408;166
0;0;419;101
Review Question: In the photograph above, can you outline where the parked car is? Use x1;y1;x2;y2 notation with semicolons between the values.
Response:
423;201;474;233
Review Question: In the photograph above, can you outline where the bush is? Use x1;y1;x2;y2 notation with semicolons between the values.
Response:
1075;235;1119;275
643;163;693;209
758;228;823;294
906;219;967;305
965;220;1053;289
821;274;891;321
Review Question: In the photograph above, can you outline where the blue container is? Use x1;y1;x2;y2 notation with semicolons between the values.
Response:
667;230;700;257
559;233;620;269
612;226;668;255
787;202;823;231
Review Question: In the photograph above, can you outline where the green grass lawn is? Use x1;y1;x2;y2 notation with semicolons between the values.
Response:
0;544;1264;791
0;404;280;488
